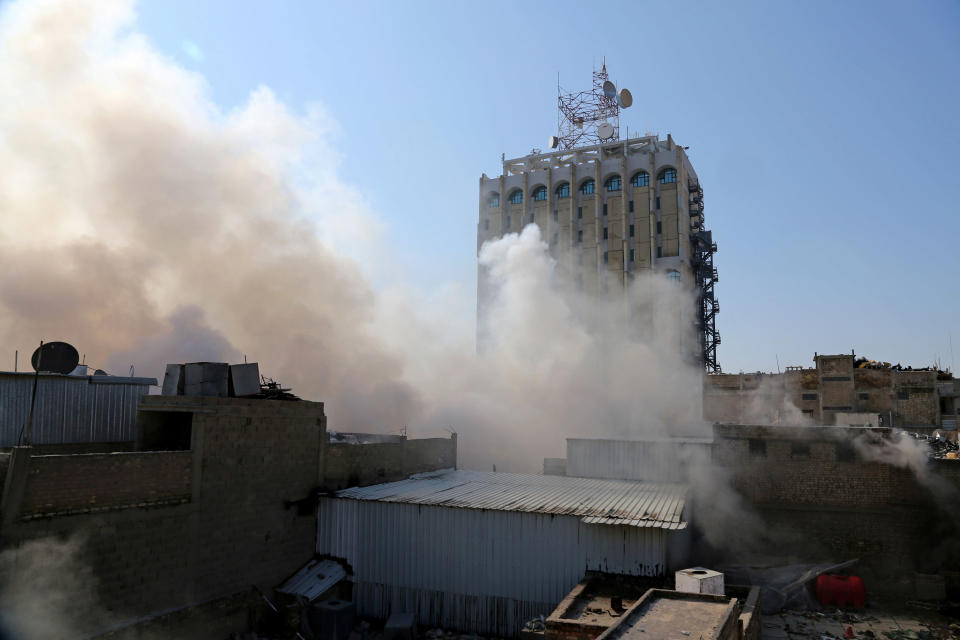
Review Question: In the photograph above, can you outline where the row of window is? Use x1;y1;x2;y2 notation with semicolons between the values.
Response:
488;217;666;238
490;169;678;206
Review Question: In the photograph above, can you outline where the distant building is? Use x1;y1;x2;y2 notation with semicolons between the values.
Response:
703;352;959;428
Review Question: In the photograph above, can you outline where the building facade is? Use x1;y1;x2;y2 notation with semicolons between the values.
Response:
477;135;720;370
703;352;959;428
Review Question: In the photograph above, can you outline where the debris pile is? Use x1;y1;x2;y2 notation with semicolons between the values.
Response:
904;432;960;460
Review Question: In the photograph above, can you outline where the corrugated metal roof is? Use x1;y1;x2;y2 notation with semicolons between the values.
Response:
333;470;686;530
276;559;346;601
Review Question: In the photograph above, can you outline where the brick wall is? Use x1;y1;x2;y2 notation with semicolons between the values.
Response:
18;451;192;518
0;396;326;635
323;435;456;491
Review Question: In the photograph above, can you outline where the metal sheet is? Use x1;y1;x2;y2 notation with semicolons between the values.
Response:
161;364;183;396
229;363;260;397
333;470;686;530
0;372;156;447
183;362;228;397
317;495;677;637
277;558;346;601
566;437;713;484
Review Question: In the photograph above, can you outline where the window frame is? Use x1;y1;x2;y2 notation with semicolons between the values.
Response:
580;179;596;195
605;175;622;192
509;189;523;205
631;172;650;187
658;168;677;184
532;186;548;202
555;183;570;198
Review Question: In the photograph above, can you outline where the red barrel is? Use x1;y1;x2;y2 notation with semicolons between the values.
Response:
816;574;866;609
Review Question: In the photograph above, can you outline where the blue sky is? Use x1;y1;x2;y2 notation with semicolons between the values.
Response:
135;0;960;374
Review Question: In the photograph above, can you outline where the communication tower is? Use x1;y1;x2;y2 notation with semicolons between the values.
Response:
554;61;632;150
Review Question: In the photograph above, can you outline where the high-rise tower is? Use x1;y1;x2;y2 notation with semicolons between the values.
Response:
477;65;720;371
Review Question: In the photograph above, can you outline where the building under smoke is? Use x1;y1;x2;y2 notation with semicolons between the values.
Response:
477;64;720;371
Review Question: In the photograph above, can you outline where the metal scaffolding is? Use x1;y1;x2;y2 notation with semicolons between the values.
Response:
689;181;721;372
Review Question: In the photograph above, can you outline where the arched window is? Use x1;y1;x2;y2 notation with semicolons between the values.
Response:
666;269;681;283
658;168;677;184
533;186;547;201
580;179;595;195
630;172;649;187
489;193;500;207
555;183;570;198
509;189;523;205
605;175;622;192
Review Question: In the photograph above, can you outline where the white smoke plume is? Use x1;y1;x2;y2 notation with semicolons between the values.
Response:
0;535;108;639
0;0;710;471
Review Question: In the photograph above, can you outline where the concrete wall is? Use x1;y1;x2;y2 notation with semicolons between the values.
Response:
712;423;960;582
0;396;326;635
323;435;456;491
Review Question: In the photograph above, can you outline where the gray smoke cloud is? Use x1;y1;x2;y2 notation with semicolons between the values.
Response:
0;0;709;471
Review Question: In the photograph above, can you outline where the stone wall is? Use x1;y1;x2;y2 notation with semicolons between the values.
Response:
712;423;960;584
323;435;456;491
0;396;326;635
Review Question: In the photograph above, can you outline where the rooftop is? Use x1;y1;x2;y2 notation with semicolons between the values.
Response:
596;589;738;640
331;469;687;530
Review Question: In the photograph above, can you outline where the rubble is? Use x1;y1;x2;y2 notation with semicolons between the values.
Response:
904;432;960;460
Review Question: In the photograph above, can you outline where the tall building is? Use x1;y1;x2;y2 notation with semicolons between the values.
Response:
476;65;720;370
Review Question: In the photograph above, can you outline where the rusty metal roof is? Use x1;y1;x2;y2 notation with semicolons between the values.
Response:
333;470;686;530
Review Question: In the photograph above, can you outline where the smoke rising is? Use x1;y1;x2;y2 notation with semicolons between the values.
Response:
0;0;708;471
0;535;109;639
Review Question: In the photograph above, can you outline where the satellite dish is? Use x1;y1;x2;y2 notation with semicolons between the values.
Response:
602;80;616;98
30;341;80;375
94;369;107;376
597;122;614;140
617;88;633;108
548;135;559;149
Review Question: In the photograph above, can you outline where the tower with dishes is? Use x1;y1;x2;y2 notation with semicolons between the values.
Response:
477;62;720;371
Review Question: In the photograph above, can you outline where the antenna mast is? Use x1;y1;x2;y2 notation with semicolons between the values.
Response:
555;61;632;150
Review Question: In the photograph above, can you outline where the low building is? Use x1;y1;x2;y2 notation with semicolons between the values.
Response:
317;469;690;636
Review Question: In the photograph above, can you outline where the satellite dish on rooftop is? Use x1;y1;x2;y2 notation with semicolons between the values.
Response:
94;369;107;376
602;80;616;98
617;88;633;108
597;122;614;140
31;341;79;375
548;135;559;149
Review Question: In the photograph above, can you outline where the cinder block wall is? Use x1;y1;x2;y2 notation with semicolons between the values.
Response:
323;435;456;491
0;396;326;633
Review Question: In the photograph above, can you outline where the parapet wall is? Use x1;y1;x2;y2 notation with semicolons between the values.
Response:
324;435;456;491
18;451;192;518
